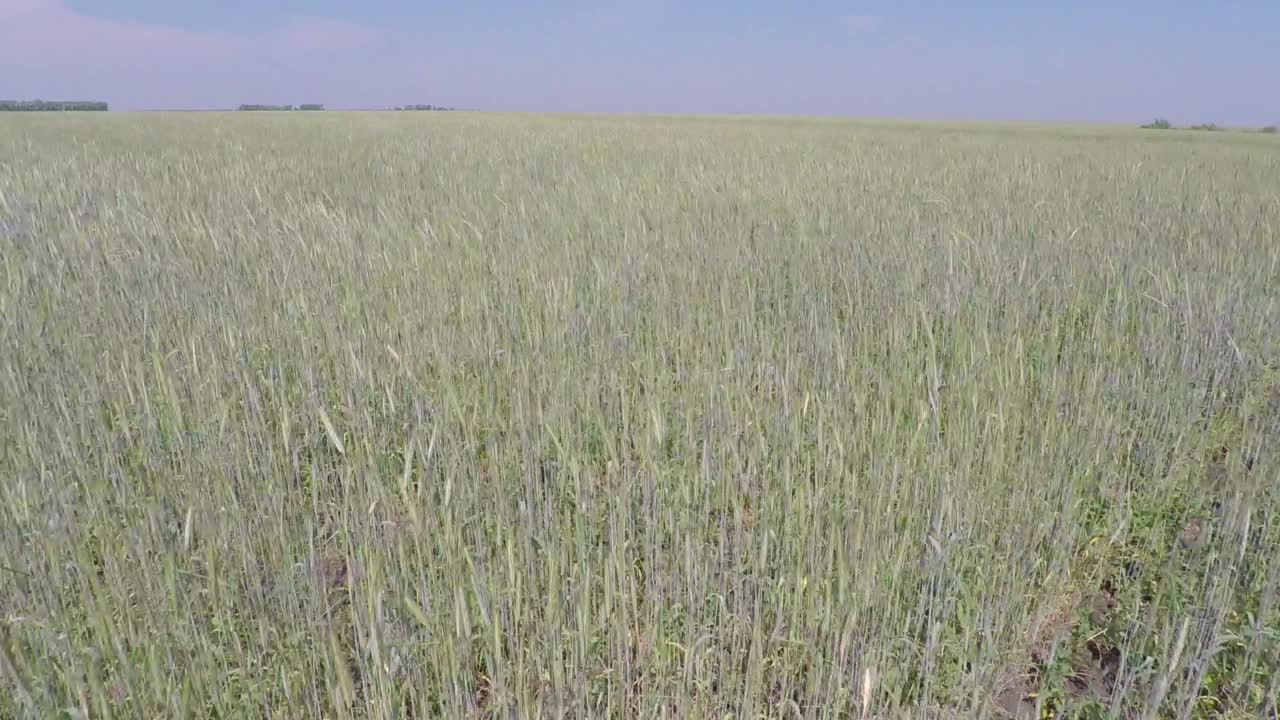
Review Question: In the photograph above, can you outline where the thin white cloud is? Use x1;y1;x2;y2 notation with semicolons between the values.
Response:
0;0;51;21
0;1;379;69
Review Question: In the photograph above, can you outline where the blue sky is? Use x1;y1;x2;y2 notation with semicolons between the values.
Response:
1;0;1276;123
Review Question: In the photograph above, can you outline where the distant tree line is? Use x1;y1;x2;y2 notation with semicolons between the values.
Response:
1142;117;1278;134
235;103;459;112
237;104;325;111
0;100;108;111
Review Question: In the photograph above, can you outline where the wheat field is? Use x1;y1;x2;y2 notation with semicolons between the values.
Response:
1;112;1278;718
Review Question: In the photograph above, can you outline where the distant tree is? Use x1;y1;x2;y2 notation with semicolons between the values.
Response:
1140;118;1172;130
1188;122;1220;131
0;99;107;111
237;104;295;111
299;104;325;111
390;104;458;111
1260;126;1277;134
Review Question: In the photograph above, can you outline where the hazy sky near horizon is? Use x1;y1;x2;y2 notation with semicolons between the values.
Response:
1;0;1276;124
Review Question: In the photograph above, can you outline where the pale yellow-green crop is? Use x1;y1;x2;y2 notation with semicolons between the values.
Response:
2;112;1278;718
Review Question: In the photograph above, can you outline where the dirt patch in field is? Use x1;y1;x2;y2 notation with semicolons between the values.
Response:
994;583;1120;719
